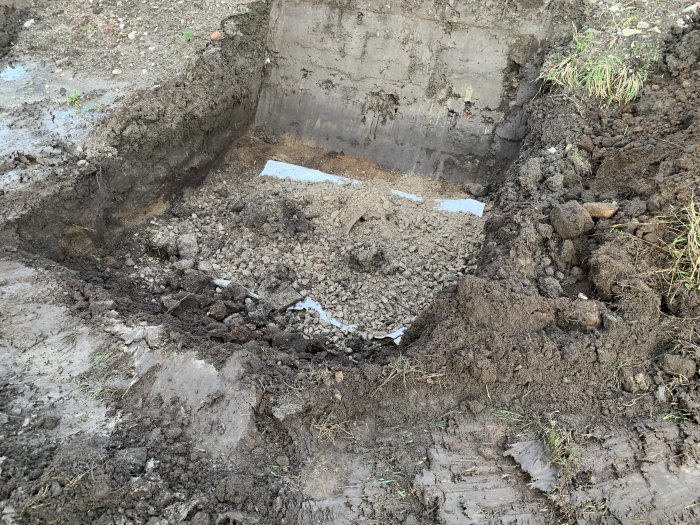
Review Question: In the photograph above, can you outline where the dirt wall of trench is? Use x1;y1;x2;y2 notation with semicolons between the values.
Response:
8;1;270;259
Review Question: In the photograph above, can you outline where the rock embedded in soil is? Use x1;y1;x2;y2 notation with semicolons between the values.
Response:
659;354;697;379
550;201;594;239
566;300;602;330
208;300;228;321
465;182;487;197
177;233;199;259
583;202;619;219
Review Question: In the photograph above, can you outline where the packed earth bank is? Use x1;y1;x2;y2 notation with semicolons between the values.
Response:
1;1;700;525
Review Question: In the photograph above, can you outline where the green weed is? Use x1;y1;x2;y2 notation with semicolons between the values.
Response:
182;28;194;42
65;90;82;108
493;409;524;424
544;420;577;477
539;21;661;105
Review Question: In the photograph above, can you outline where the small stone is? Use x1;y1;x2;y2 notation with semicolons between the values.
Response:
518;158;543;191
464;183;487;197
210;30;224;40
190;512;211;525
197;259;213;273
177;233;199;259
173;259;194;271
647;195;663;212
577;136;594;153
538;276;563;298
209;300;228;322
128;31;137;40
566;300;601;330
545;173;564;192
623;199;647;218
550;201;594;239
583;202;619;219
659;354;697;378
112;68;122;75
23;19;35;28
125;258;135;267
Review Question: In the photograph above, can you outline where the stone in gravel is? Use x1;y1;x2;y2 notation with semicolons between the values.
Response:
198;260;214;272
659;354;697;378
177;233;199;259
208;300;228;321
222;283;249;303
259;283;302;311
348;245;387;272
550;201;594;239
223;313;244;327
180;271;211;294
465;182;487;197
623;198;647;218
190;512;211;525
174;259;195;271
77;159;97;175
545;173;564;192
583;202;619;219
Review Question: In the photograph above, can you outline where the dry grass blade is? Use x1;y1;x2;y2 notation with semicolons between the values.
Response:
374;355;446;393
312;415;354;443
656;197;700;297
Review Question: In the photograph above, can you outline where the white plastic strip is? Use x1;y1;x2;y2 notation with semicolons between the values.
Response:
434;198;485;217
390;189;424;203
289;297;358;332
260;160;361;186
211;279;260;300
374;326;407;344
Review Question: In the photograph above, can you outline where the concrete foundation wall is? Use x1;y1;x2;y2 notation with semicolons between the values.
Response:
255;0;557;182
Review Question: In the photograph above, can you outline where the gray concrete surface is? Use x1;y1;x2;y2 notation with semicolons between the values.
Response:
256;0;560;182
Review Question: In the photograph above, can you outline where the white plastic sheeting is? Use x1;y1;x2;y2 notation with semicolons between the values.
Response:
260;160;361;186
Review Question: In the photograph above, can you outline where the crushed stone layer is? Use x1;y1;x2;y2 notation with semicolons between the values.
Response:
134;137;487;351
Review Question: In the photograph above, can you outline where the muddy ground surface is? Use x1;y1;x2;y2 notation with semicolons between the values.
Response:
1;1;700;524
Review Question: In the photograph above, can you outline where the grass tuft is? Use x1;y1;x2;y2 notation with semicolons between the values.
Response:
312;415;354;443
65;90;82;108
539;23;661;105
655;198;700;295
375;355;445;392
542;419;578;484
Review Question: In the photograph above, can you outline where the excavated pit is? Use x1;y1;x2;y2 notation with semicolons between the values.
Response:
4;1;700;523
5;0;572;354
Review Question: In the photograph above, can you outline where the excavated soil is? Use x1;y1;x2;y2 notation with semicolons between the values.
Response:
1;1;700;524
